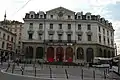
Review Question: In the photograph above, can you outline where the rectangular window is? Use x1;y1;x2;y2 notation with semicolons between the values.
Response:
39;23;43;29
68;24;71;29
78;35;82;41
103;28;105;34
59;24;62;29
7;35;9;41
3;33;6;40
111;32;112;37
108;38;109;45
88;35;91;41
78;24;81;30
2;42;4;48
67;34;71;41
30;23;33;29
99;26;101;32
107;30;109;36
29;34;33;40
50;24;53;29
111;40;113;46
50;15;53;18
58;34;62;41
87;24;91;30
99;35;101;43
11;37;13;42
68;15;71;19
104;36;106;44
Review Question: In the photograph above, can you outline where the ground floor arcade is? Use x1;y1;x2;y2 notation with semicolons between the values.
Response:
22;43;115;63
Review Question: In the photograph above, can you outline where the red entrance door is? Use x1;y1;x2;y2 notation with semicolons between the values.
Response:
56;47;64;62
47;47;54;62
66;47;73;62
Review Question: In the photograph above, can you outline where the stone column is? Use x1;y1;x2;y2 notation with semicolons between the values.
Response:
64;46;66;62
54;47;56;61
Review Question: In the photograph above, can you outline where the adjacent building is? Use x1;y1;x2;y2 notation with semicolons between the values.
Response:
22;7;115;63
0;13;24;61
0;20;16;60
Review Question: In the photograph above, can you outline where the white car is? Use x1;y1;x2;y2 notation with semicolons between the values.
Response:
92;64;110;68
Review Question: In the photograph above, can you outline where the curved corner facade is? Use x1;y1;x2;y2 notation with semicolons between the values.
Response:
22;7;115;63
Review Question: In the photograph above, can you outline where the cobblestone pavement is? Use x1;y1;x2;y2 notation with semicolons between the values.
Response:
0;63;120;80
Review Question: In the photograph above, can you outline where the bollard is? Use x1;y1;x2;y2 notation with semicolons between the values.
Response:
81;69;83;80
12;63;15;73
34;67;36;77
104;70;106;79
21;66;24;75
49;67;52;78
65;69;69;79
56;65;57;68
93;70;95;80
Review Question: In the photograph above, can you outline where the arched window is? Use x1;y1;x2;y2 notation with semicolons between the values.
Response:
77;47;84;60
66;47;73;62
25;46;33;59
36;47;44;59
86;48;94;62
47;47;54;62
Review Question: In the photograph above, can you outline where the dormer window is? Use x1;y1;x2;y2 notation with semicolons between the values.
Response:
51;15;53;18
68;15;71;19
31;15;33;18
40;15;43;18
87;16;90;20
78;16;80;19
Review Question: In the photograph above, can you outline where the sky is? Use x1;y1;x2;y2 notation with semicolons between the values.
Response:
0;0;120;54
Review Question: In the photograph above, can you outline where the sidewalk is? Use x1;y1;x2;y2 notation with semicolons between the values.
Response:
107;72;120;80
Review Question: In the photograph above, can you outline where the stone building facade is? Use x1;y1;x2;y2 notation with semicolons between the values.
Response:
22;7;115;63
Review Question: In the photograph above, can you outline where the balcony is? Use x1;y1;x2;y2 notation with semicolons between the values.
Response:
48;29;55;35
37;30;44;35
44;40;76;43
66;30;73;34
86;31;92;35
27;29;34;34
57;29;64;34
76;30;83;35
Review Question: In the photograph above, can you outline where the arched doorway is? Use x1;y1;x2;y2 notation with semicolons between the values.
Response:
25;46;33;59
108;50;110;58
104;50;106;58
36;47;44;59
86;48;94;62
47;47;54;62
99;48;102;57
77;47;84;60
56;47;64;62
66;47;73;62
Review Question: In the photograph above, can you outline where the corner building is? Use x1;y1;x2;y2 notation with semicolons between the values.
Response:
22;7;115;63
